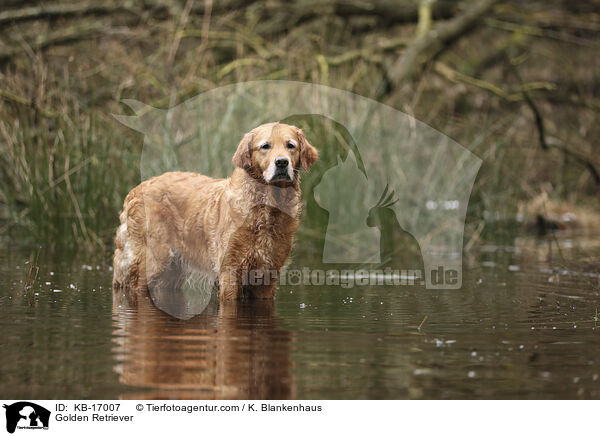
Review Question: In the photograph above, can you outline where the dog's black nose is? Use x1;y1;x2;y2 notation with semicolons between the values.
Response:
275;157;289;168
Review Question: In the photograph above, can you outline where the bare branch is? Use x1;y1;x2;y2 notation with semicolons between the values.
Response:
0;3;139;26
387;0;500;85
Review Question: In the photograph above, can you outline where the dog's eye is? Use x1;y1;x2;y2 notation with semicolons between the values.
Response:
286;142;296;149
260;143;271;150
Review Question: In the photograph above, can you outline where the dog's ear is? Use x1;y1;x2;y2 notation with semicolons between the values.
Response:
232;131;253;169
297;128;318;171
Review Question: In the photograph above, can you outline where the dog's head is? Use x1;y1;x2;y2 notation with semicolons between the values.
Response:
233;122;318;183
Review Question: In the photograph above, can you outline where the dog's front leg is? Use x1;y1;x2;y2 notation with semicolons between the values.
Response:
249;282;278;299
219;266;242;300
247;268;279;299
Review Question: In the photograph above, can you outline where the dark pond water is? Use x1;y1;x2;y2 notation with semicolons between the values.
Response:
1;232;599;399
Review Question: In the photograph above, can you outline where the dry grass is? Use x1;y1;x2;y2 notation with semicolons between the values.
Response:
0;0;598;249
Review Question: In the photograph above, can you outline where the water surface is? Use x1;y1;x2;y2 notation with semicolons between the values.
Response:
1;232;599;399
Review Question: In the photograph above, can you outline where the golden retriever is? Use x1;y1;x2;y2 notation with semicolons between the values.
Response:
112;122;318;300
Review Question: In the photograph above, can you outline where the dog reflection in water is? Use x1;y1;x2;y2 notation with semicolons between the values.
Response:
112;290;295;399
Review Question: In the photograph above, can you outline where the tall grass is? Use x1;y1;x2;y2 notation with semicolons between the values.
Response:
0;109;139;248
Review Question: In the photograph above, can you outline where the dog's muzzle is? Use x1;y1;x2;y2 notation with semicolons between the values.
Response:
271;157;292;181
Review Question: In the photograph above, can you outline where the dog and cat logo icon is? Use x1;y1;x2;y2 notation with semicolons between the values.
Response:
3;402;50;433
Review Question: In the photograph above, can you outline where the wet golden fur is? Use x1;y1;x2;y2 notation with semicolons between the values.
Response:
112;123;318;300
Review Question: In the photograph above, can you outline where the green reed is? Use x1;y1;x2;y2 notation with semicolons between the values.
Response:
0;109;139;249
